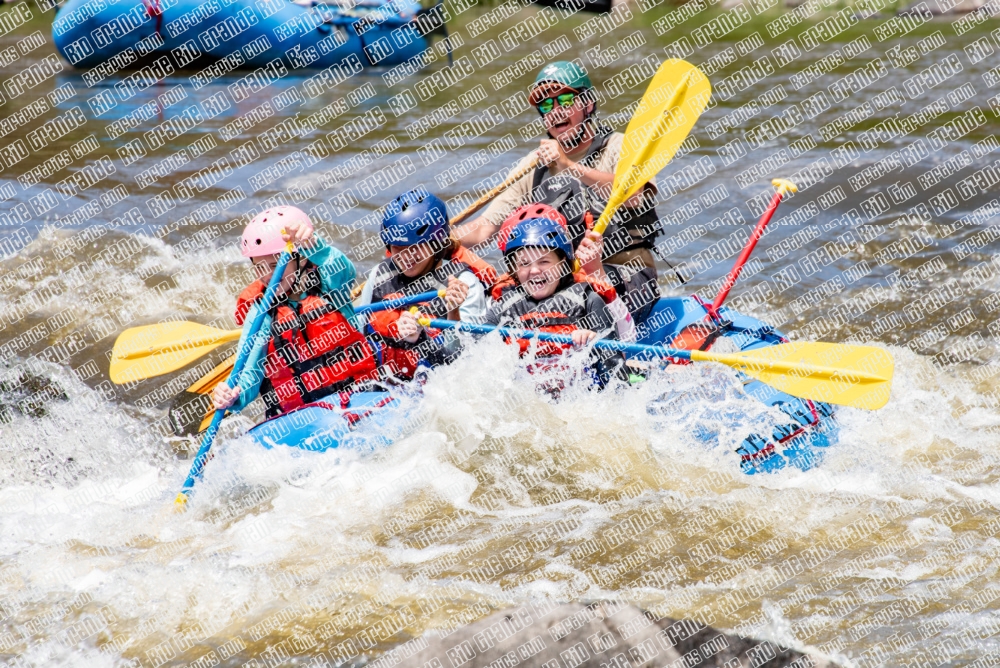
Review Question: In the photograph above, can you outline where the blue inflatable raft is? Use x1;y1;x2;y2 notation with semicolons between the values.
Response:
245;295;837;475
637;297;837;474
53;0;435;72
249;390;412;452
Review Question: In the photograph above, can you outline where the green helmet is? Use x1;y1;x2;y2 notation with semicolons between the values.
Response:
529;61;592;105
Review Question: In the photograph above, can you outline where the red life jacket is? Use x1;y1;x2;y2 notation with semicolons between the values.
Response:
236;277;379;417
367;245;498;379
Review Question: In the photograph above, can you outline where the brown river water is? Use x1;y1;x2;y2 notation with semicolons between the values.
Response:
2;0;1000;665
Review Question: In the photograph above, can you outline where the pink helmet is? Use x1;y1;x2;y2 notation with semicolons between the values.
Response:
241;206;312;258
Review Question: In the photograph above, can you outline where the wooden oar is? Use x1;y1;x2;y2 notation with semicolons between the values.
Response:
419;318;894;410
593;59;712;235
450;155;540;226
175;248;293;509
111;289;445;385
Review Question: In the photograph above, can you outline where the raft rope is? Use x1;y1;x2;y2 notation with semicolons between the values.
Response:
740;401;823;466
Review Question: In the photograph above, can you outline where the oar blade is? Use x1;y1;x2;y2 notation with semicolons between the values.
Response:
612;60;712;209
186;355;236;394
718;342;895;410
110;321;233;384
169;356;235;436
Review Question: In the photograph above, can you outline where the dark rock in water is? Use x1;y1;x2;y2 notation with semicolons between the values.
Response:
0;370;69;422
393;602;834;668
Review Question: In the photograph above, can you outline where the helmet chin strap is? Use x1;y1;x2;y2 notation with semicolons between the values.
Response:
288;254;310;297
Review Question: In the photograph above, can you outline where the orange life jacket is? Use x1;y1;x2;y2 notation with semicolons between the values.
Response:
367;245;498;379
236;277;379;417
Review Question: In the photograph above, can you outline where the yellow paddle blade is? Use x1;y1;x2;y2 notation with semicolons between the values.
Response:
594;59;712;234
110;322;241;385
691;342;894;410
187;355;236;395
168;355;235;436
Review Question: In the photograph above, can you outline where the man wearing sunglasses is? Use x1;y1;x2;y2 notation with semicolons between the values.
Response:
456;61;663;324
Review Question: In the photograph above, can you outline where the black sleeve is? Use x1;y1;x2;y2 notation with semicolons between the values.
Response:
580;291;628;387
581;291;616;338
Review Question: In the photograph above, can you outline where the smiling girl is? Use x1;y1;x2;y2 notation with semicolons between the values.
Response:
212;206;379;418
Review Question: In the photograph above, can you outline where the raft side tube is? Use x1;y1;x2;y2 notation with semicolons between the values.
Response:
53;0;428;70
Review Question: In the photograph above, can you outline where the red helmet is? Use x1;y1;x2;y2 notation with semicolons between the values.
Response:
497;203;568;252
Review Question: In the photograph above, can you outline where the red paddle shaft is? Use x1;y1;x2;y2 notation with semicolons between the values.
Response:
710;179;797;315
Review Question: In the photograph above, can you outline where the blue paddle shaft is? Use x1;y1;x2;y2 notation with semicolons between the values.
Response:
422;319;694;361
179;250;294;496
356;290;440;314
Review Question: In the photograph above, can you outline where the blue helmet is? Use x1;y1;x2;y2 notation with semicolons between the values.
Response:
504;217;575;266
381;189;450;247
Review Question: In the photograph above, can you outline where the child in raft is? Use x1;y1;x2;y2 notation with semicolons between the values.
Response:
486;216;627;390
495;203;636;343
212;206;380;419
357;188;498;379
